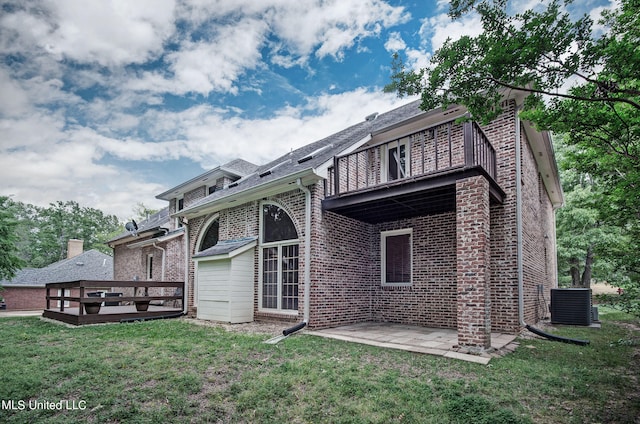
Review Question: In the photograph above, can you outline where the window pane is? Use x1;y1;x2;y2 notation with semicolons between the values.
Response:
385;234;410;284
263;204;298;243
388;144;406;181
262;247;278;309
281;244;299;310
199;220;219;251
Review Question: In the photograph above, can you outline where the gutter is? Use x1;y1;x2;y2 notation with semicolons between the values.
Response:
515;106;588;346
176;168;319;219
516;108;525;327
152;243;166;281
181;218;189;315
281;179;312;337
297;178;312;325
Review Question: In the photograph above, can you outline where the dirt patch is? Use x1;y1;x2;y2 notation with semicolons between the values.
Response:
181;318;284;336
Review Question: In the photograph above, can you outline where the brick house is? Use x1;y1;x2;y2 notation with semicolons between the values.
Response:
0;240;113;310
107;160;257;303
139;95;562;348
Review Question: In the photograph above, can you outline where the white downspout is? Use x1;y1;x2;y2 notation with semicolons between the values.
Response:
181;220;189;315
297;178;312;324
515;106;525;326
152;243;166;281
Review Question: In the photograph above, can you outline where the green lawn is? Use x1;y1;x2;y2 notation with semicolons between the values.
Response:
0;309;638;423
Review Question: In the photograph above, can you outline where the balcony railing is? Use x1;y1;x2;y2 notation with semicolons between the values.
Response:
326;120;496;197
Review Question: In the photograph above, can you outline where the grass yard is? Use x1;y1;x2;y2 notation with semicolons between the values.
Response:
0;309;638;423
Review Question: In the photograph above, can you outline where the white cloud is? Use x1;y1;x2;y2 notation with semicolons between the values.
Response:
421;12;483;52
0;0;414;219
0;85;412;218
385;32;407;52
43;0;176;67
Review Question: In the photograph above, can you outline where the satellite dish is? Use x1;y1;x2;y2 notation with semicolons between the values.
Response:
125;219;139;237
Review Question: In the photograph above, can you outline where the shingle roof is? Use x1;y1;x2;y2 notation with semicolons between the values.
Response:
181;99;425;213
108;207;171;243
222;158;259;175
0;250;113;287
192;236;258;259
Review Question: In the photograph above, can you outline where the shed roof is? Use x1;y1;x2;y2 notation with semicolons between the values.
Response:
193;237;258;260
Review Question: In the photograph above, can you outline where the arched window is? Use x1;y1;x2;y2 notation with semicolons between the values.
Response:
262;203;298;243
260;203;299;312
199;219;219;251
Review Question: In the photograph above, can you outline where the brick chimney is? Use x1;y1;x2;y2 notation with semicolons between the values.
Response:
67;239;84;259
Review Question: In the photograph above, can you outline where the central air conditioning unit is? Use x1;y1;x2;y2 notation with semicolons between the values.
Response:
550;288;592;326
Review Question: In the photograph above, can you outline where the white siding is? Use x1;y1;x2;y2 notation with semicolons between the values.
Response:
196;249;254;323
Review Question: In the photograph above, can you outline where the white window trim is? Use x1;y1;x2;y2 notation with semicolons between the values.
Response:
258;242;300;315
195;213;220;252
381;228;413;287
258;201;300;315
382;137;410;182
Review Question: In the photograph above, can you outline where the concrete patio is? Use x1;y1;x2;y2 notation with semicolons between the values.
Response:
309;322;518;364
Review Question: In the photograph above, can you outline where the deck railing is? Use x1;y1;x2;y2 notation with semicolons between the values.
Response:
45;280;184;316
326;120;496;197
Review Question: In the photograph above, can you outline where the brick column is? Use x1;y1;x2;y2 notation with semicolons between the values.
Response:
456;175;491;348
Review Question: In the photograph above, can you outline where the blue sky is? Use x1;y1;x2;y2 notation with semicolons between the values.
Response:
0;0;615;219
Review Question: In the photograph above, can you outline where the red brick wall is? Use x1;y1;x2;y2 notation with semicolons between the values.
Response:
2;287;82;310
456;175;492;347
483;101;521;332
2;287;47;310
112;233;185;299
371;213;457;329
521;127;555;324
182;100;559;340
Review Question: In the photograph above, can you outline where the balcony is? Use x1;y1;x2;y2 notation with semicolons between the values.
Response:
43;280;184;325
323;120;505;223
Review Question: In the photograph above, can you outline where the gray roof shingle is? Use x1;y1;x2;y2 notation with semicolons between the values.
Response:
192;237;258;259
182;100;425;212
0;250;113;287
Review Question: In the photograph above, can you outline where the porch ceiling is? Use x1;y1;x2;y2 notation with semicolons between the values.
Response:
322;166;504;224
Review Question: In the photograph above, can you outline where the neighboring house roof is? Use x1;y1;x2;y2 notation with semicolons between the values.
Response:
156;158;258;201
0;250;113;287
193;237;258;260
107;207;172;245
177;100;430;218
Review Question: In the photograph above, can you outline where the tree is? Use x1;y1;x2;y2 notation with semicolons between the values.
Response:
385;0;640;315
0;196;26;280
5;199;121;268
132;202;159;222
554;136;630;288
385;0;639;209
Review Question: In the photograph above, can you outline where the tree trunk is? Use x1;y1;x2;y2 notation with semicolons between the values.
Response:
580;244;594;288
569;258;581;287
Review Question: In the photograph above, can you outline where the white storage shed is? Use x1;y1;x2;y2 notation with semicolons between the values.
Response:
193;237;257;323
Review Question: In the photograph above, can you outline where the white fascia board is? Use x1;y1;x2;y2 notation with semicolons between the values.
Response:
521;121;564;208
176;168;321;219
192;240;257;262
156;167;226;201
125;229;184;249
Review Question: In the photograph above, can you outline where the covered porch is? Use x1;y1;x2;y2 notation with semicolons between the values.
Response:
321;119;503;349
43;280;184;325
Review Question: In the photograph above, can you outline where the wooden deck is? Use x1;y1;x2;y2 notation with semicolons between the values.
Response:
44;280;184;326
43;304;184;325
